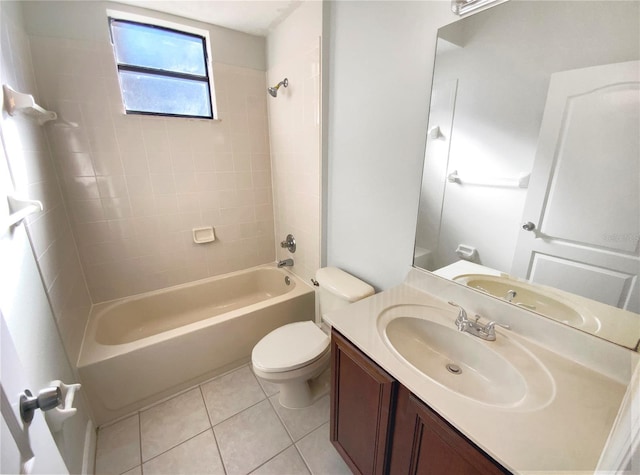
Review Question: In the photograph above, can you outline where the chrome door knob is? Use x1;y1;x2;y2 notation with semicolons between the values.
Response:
522;221;536;231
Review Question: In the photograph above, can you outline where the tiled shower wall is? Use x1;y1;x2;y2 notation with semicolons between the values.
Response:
1;1;92;369
268;1;322;284
1;2;92;472
27;7;275;303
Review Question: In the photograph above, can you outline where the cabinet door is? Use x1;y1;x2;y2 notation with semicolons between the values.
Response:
390;385;510;475
330;329;397;475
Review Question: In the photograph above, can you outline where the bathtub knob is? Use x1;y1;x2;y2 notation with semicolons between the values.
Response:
280;234;296;253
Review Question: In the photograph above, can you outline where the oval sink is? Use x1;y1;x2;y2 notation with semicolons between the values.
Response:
378;305;555;410
454;274;598;332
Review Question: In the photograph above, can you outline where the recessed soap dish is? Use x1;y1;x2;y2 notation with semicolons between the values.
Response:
193;226;215;244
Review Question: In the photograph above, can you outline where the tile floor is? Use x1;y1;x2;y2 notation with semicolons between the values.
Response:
94;365;352;475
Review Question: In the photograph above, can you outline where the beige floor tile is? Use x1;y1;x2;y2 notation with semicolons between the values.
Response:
252;366;280;397
214;399;292;475
95;414;140;475
140;388;210;461
251;446;310;475
269;394;330;441
296;422;351;475
142;430;225;475
201;366;266;425
121;466;141;475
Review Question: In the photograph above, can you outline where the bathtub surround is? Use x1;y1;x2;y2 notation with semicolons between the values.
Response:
267;1;323;284
23;1;276;303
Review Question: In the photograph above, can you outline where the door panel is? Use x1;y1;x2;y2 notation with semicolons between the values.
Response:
513;61;640;313
1;313;68;474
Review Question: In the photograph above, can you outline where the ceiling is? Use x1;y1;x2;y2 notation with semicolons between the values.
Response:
112;0;303;37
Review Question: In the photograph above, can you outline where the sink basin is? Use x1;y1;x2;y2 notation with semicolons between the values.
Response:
453;274;599;332
378;304;555;410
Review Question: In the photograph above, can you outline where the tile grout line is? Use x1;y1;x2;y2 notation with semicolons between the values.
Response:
266;393;330;444
292;443;314;475
247;443;298;475
139;427;212;468
199;384;228;475
137;412;143;475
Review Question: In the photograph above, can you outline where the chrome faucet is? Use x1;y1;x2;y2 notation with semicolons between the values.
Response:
505;290;517;302
448;302;510;341
277;258;294;268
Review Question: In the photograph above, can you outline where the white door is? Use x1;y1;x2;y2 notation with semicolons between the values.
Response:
512;61;640;312
1;311;68;474
0;124;69;474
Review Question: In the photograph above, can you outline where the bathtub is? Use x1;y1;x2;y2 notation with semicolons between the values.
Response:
77;265;315;425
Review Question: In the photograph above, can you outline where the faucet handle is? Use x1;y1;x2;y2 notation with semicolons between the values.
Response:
484;321;511;337
447;301;466;318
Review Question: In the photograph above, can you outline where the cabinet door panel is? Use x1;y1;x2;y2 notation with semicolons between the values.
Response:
330;329;396;475
391;386;510;475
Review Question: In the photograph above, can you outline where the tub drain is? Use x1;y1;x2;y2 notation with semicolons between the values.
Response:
446;363;462;375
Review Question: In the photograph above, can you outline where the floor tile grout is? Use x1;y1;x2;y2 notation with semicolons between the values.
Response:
198;385;228;475
97;363;345;475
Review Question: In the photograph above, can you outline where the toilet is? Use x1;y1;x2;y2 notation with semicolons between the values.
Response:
252;267;374;408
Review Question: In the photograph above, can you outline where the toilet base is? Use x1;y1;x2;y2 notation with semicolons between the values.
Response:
252;350;331;409
278;368;330;409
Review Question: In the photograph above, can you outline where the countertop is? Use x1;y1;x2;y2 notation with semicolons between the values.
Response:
323;276;631;474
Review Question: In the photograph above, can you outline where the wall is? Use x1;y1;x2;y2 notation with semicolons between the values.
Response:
266;1;322;284
325;0;456;290
23;1;275;303
0;1;93;472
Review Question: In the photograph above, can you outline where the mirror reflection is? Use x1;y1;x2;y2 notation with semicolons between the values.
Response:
415;0;640;350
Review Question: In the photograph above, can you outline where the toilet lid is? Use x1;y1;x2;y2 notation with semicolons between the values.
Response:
252;321;330;373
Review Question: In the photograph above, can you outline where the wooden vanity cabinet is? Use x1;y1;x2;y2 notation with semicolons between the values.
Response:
330;329;510;475
330;328;397;474
390;385;509;475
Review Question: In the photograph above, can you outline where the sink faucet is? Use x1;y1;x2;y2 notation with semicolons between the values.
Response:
448;302;510;341
277;258;294;268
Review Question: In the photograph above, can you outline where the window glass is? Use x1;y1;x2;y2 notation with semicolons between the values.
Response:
119;70;212;117
109;17;215;119
111;20;206;76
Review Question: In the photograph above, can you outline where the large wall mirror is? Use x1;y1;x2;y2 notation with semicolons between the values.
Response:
414;0;640;350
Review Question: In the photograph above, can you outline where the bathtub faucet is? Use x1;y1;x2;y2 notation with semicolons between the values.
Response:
277;258;294;268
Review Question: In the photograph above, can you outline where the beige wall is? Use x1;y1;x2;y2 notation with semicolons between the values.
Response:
0;1;93;472
267;1;322;284
24;1;275;303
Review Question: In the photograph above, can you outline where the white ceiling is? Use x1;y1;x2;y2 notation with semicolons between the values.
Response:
112;0;303;37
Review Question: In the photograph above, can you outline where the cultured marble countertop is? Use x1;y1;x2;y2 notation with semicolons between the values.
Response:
323;280;630;474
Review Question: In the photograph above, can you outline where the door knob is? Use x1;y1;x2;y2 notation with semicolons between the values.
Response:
522;221;536;231
20;386;62;424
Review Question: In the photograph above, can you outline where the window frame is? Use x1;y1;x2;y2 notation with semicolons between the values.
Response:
106;10;219;120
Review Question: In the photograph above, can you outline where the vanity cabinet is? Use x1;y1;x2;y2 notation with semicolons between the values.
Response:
330;329;510;475
330;328;397;474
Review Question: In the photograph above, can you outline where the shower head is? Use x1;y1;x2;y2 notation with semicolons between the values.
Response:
268;78;288;97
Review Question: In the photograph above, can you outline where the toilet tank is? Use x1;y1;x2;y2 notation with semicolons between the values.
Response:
315;267;375;315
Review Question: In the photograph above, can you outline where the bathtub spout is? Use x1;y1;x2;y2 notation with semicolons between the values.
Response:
277;258;294;268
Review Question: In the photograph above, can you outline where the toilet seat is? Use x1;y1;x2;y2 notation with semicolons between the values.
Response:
252;321;329;373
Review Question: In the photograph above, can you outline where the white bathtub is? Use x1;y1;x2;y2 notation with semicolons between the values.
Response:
77;265;315;425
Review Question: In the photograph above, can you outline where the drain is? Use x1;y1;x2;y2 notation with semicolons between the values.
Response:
284;276;291;285
446;363;462;375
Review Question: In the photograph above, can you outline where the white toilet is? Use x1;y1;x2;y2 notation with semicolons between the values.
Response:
252;267;374;408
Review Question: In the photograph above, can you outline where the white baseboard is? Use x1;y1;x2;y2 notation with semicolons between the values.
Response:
81;419;96;475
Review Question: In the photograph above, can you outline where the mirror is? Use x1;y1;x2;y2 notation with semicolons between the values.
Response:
415;0;640;350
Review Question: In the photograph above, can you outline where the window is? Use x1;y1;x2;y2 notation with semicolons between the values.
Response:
108;13;216;119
